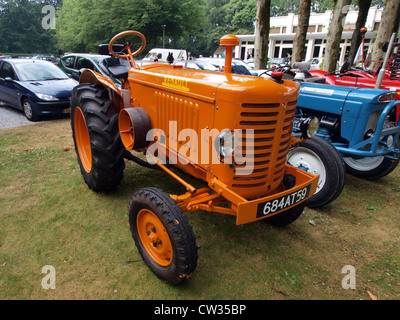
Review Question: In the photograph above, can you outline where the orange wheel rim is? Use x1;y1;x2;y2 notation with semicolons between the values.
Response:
74;107;92;173
137;209;173;267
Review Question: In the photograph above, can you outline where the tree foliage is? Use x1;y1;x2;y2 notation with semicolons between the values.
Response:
0;0;62;54
0;0;390;58
56;0;207;55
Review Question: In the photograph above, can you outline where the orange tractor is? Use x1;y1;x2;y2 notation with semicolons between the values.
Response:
71;31;320;284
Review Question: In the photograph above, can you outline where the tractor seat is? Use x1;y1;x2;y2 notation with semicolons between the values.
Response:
99;57;131;79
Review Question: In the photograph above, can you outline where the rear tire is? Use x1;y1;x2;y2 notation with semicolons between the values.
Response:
71;83;125;192
128;188;198;285
343;146;399;180
287;136;346;208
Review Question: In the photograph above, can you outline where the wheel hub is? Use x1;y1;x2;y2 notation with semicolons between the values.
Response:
137;209;173;266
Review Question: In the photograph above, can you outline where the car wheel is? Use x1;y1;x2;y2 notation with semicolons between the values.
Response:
287;136;346;208
128;187;198;285
22;98;39;121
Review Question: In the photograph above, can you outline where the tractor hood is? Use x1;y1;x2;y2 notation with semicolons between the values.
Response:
130;63;299;105
298;82;390;116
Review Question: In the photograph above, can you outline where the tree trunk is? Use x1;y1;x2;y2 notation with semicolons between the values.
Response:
370;0;400;70
348;0;372;66
292;0;311;64
323;0;352;72
254;0;271;70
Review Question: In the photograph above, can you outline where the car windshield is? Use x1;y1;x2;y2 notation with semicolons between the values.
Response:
90;56;107;64
194;61;218;71
14;62;69;81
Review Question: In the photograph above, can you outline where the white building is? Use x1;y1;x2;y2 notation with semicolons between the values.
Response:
234;6;398;65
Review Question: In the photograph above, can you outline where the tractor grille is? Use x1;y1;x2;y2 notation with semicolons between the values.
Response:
233;101;297;192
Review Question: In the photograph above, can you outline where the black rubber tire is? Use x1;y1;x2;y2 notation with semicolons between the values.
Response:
71;83;125;192
128;188;198;285
22;98;39;121
287;136;346;208
343;139;400;180
264;203;306;227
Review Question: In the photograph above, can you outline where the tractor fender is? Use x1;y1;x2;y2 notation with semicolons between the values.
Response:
79;69;121;98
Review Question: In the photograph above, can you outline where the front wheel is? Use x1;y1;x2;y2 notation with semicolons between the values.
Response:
128;188;198;285
22;98;39;121
287;136;346;208
264;203;306;227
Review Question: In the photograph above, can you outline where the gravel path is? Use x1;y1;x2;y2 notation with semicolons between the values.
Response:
0;103;44;130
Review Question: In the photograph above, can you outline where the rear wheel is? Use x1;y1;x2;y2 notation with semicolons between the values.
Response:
343;153;399;180
71;83;125;191
128;188;198;285
287;136;346;208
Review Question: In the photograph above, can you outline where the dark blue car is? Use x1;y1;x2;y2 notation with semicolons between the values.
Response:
0;59;77;121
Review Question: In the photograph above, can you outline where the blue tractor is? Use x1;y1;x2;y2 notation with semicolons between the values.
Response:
289;82;400;207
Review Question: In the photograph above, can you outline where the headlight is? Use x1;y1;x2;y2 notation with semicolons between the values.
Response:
215;130;237;158
387;135;394;148
36;93;59;101
299;117;319;139
378;92;397;102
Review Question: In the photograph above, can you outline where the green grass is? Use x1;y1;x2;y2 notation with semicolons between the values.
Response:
0;118;399;300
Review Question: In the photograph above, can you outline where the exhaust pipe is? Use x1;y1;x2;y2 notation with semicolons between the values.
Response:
220;34;239;74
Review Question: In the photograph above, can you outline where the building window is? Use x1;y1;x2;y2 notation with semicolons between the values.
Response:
282;48;292;59
308;26;316;33
270;27;280;34
313;46;321;58
274;46;280;58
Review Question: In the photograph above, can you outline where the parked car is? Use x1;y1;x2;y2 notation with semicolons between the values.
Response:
244;58;254;68
198;57;258;75
0;59;77;121
58;53;121;85
33;55;60;65
306;57;323;70
173;60;218;71
143;48;187;62
268;57;289;68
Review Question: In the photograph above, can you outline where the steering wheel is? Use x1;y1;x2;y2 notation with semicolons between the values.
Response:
108;30;146;59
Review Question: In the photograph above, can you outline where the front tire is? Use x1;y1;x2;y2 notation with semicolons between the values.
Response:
128;188;198;285
287;136;346;208
71;83;125;192
22;98;39;121
264;203;306;227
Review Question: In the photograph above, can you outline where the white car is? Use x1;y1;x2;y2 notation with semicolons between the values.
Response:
307;57;323;70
